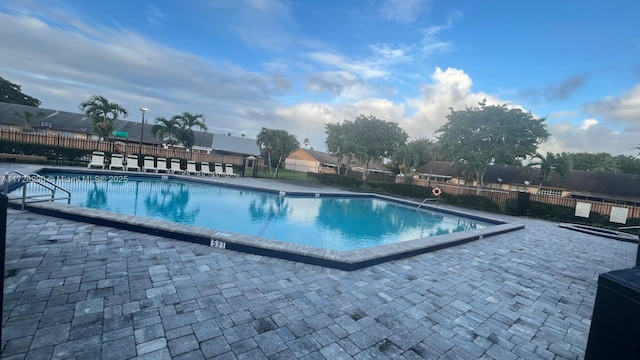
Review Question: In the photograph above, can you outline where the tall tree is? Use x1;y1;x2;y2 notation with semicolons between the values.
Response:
348;115;408;180
529;152;572;193
151;116;180;147
256;128;300;177
13;110;45;131
391;138;442;174
0;76;41;107
79;95;128;140
615;154;640;174
436;100;549;188
325;121;356;175
569;152;619;172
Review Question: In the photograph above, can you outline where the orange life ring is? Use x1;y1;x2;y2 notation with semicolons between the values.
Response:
432;187;442;196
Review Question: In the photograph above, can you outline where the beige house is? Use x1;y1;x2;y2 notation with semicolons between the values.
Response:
283;149;339;174
284;148;391;175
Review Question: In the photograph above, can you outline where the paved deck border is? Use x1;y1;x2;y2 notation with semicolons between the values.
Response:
7;167;525;271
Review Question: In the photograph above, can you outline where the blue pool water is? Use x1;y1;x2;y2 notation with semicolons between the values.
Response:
21;172;492;251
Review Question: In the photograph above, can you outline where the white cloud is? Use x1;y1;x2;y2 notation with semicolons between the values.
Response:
379;0;429;24
405;67;501;138
305;52;388;80
579;118;598;130
145;5;167;26
583;84;640;123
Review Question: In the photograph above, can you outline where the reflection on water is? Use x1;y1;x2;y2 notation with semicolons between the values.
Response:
86;182;107;208
248;193;288;222
24;173;492;251
144;182;200;223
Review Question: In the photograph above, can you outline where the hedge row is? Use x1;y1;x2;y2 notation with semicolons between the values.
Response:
0;140;93;165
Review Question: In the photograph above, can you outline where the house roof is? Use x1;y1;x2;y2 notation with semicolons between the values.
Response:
302;149;339;165
0;102;258;151
288;148;390;172
416;161;640;200
211;134;261;156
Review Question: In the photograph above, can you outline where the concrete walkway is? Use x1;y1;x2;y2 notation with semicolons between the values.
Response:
1;171;638;359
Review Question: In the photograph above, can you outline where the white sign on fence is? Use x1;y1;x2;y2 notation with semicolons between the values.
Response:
575;202;591;218
610;206;629;224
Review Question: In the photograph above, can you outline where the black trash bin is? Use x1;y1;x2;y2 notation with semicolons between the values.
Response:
514;191;530;216
585;267;640;360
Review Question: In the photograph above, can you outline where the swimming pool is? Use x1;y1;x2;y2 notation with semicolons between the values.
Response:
9;168;524;270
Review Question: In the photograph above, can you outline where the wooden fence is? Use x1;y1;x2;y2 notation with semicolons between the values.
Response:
0;129;246;165
433;182;640;220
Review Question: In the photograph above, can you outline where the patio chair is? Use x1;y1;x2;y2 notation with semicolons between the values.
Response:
213;163;227;177
200;162;214;176
142;156;157;172
109;154;125;170
185;160;200;175
156;157;170;173
125;155;140;171
225;164;240;178
170;158;184;174
87;151;105;169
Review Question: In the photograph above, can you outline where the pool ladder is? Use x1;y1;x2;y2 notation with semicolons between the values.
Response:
417;197;438;209
2;170;71;210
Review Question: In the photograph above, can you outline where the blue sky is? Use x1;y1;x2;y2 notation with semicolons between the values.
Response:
1;0;639;155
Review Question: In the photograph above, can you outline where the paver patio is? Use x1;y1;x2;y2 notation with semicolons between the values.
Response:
1;171;637;359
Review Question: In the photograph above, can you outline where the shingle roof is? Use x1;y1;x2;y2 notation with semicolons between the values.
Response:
211;134;261;156
0;102;230;149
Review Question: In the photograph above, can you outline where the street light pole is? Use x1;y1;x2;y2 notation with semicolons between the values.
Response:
138;107;148;156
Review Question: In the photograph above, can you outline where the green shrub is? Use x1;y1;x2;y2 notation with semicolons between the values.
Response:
306;173;364;188
442;194;501;213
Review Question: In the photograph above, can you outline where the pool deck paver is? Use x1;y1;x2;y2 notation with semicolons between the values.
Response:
1;166;638;359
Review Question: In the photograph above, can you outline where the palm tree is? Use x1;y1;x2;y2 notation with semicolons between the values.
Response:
530;152;572;195
13;110;44;132
79;95;128;140
151;117;180;147
256;127;299;177
303;137;310;148
174;112;207;153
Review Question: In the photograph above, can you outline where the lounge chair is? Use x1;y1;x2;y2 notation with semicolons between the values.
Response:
170;158;184;174
142;156;157;172
185;160;200;175
87;151;105;169
156;157;170;173
200;162;214;176
109;154;125;170
225;164;240;178
213;163;227;177
125;155;140;171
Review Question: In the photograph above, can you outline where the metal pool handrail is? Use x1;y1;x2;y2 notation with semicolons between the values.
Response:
2;170;71;210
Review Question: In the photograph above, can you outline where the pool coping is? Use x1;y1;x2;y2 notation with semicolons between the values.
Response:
558;223;639;243
7;168;525;271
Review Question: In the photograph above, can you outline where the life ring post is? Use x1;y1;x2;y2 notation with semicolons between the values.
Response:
432;187;442;197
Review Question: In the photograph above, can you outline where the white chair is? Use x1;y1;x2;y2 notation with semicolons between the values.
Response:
156;157;170;173
200;162;214;176
225;164;240;178
109;154;125;170
87;151;105;169
186;160;200;175
170;159;184;174
142;156;157;172
126;155;140;171
213;163;227;177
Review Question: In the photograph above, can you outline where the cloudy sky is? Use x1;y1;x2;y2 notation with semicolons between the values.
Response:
1;0;639;155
